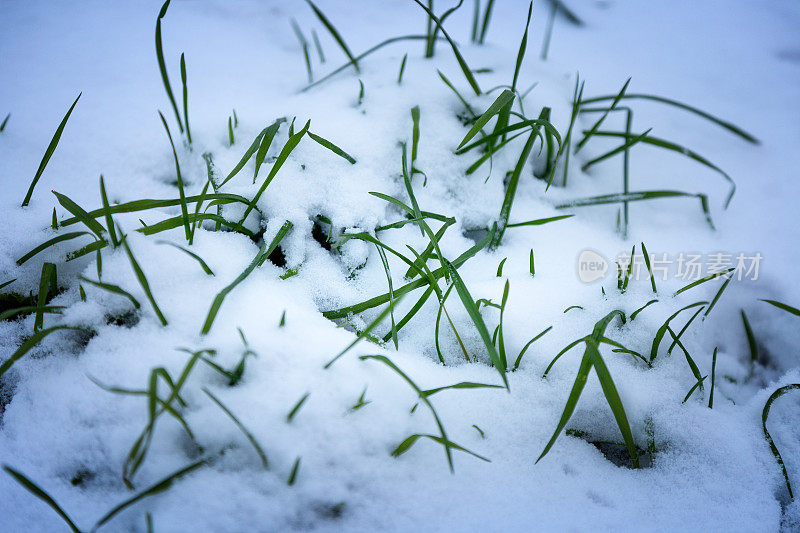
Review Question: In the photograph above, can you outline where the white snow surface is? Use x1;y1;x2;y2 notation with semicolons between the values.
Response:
1;0;800;531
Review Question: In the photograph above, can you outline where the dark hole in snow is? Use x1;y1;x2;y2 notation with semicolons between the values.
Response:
268;245;287;268
70;469;95;487
312;220;333;252
0;292;32;319
463;228;488;244
0;372;17;419
313;501;346;520
105;310;139;328
590;441;653;469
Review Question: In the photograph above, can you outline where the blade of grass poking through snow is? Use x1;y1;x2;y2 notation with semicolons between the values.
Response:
290;18;313;83
491;113;542;248
398;53;408;84
556;190;715;230
762;384;800;499
410;106;421;172
16;231;92;266
228;117;234;145
549;76;583;189
426;0;465;57
79;275;141;309
471;0;480;42
34;262;57;332
156;241;214;275
305;0;359;73
2;466;81;533
649;301;707;363
287;457;301;486
575;78;630;152
478;0;495;44
674;268;734;296
308;131;357;163
158;111;190;241
99;176;119;247
201;221;292;335
52;191;106;239
412;0;481;95
287;392;310;423
513;326;552;370
0;325;82;379
22;93;81;207
703;274;732;316
237;122;309;229
708;347;718;408
120;232;168;326
375;244;398;349
180;53;191;144
641;242;657;293
580;93;759;144
95;460;206;530
312;29;325;62
512;2;533;93
590;130;736;207
582;128;652;171
203;388;268;468
538;310;640;467
761;299;800;317
444;259;508;388
155;0;182;134
457;89;514;149
0;278;16;291
506;214;574;228
221;126;267;186
741;310;759;363
0;113;9;132
253;119;285;182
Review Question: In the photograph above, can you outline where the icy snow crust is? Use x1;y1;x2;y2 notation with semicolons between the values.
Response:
2;0;800;531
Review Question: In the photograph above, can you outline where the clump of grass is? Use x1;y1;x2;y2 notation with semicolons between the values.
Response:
360;354;492;472
538;310;640;468
22;93;81;207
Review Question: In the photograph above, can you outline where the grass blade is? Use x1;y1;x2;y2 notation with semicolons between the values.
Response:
16;232;92;266
204;388;268;468
201;221;292;334
158;111;190;241
22;93;81;207
761;299;800;317
457;89;515;149
478;0;496;44
34;263;57;332
0;325;81;379
762;384;800;499
52;191;106;239
575;78;630;152
287;392;310;423
308;131;357;164
412;0;482;95
180;53;191;143
156;241;214;275
398;53;408;84
741;310;759;363
305;0;359;73
254;119;287;181
79;275;140;309
99;176;119;247
0;113;9;132
674;268;734;296
444;259;508;388
2;466;81;533
511;2;532;92
155;0;182;133
120;232;168;326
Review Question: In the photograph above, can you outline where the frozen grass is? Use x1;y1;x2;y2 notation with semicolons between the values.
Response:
0;0;795;530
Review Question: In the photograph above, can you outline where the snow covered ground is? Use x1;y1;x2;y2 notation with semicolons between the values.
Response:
2;0;800;531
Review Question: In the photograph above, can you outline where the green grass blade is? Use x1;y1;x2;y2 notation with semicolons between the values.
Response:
761;299;800;317
120;232;168;326
180;53;191;143
287;457;301;486
708;347;718;408
513;326;552;370
52;191;106;239
505;214;573;228
457;89;515;149
287;392;310;423
762;384;800;499
398;53;408;84
201;221;291;335
0;325;81;379
22;92;81;207
34;262;57;332
582;128;652;170
575;78;630;152
155;1;182;133
413;0;481;95
204;388;268;468
674;268;734;296
221;127;268;187
305;0;359;73
156;241;214;275
741;310;759;363
478;0;495;44
0;113;9;132
16;232;92;265
99;176;119;247
254;118;287;181
79;275;140;309
158;111;190;241
95;460;205;530
312;28;325;62
640;241;657;293
290;19;313;83
511;2;532;92
308;131;357;164
444;259;508;388
580;93;759;144
2;466;81;533
650;301;707;362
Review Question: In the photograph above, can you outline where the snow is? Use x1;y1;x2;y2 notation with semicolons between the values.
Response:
1;0;800;531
